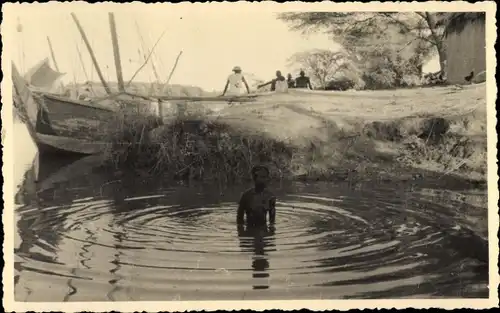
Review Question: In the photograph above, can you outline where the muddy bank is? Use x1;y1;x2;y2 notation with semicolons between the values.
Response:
102;84;488;186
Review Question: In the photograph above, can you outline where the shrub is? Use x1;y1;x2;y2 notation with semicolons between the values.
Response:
325;77;357;91
102;112;297;183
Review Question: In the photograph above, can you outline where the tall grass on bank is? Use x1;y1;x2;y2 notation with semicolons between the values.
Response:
102;112;296;183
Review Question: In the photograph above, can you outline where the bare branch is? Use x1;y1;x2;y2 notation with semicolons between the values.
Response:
380;12;415;32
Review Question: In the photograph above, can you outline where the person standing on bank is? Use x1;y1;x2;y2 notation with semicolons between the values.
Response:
287;73;295;88
257;70;288;93
294;70;313;90
221;66;251;97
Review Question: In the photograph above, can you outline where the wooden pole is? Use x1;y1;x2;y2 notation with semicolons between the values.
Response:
135;21;160;83
47;36;65;91
75;40;90;82
135;20;161;83
46;37;61;72
166;51;183;85
109;12;125;93
126;29;167;87
135;21;161;97
70;12;112;95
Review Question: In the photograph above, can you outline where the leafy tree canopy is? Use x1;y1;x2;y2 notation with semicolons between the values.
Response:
278;12;451;89
277;12;449;67
287;49;362;89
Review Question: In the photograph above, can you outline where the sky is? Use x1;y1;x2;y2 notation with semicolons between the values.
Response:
5;3;439;92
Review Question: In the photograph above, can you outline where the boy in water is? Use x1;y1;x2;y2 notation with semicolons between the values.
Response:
237;165;276;228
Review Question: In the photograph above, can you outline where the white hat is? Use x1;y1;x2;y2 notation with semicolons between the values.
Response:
233;66;242;71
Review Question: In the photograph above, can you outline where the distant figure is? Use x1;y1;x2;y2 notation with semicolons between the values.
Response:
294;70;313;89
257;71;288;93
222;66;250;96
287;73;295;88
237;165;276;227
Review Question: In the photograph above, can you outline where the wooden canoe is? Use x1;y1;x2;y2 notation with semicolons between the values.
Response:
12;63;109;156
36;93;118;140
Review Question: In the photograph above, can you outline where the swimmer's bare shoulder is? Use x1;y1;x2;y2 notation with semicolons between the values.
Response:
239;187;254;204
240;187;275;203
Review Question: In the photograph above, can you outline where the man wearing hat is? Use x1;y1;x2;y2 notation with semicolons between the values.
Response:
221;66;251;97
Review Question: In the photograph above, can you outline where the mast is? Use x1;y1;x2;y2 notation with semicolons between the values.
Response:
70;12;112;95
46;36;61;72
90;38;95;81
16;17;25;73
75;39;90;82
135;20;161;83
126;29;167;88
108;12;125;93
166;51;183;85
46;36;65;91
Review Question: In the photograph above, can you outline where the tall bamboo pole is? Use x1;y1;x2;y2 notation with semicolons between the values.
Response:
46;36;61;72
70;12;111;95
75;40;90;82
47;36;65;91
126;29;167;87
109;12;125;92
166;51;183;85
135;20;161;83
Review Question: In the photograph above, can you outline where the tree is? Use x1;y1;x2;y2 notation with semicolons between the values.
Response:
277;12;449;75
287;49;359;89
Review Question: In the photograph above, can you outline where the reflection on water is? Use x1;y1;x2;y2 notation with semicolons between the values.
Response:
12;122;489;301
237;225;276;290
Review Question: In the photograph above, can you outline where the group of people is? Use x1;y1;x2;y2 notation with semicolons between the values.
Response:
285;71;313;90
221;66;313;97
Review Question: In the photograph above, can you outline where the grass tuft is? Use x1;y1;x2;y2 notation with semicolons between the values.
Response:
102;111;297;183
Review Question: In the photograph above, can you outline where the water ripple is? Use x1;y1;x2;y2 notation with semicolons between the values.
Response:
14;180;488;301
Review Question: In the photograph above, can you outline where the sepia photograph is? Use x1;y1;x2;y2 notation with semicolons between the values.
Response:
2;1;498;311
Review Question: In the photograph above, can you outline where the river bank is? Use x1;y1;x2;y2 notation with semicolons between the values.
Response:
104;84;488;188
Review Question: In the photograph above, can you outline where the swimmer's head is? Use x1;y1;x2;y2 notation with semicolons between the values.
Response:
251;165;270;188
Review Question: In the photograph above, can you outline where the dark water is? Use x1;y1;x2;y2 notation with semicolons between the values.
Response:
13;123;489;301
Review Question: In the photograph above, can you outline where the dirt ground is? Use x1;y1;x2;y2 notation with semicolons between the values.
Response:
201;84;488;186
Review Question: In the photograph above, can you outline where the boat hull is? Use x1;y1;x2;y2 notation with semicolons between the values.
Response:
12;63;110;156
39;94;116;140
